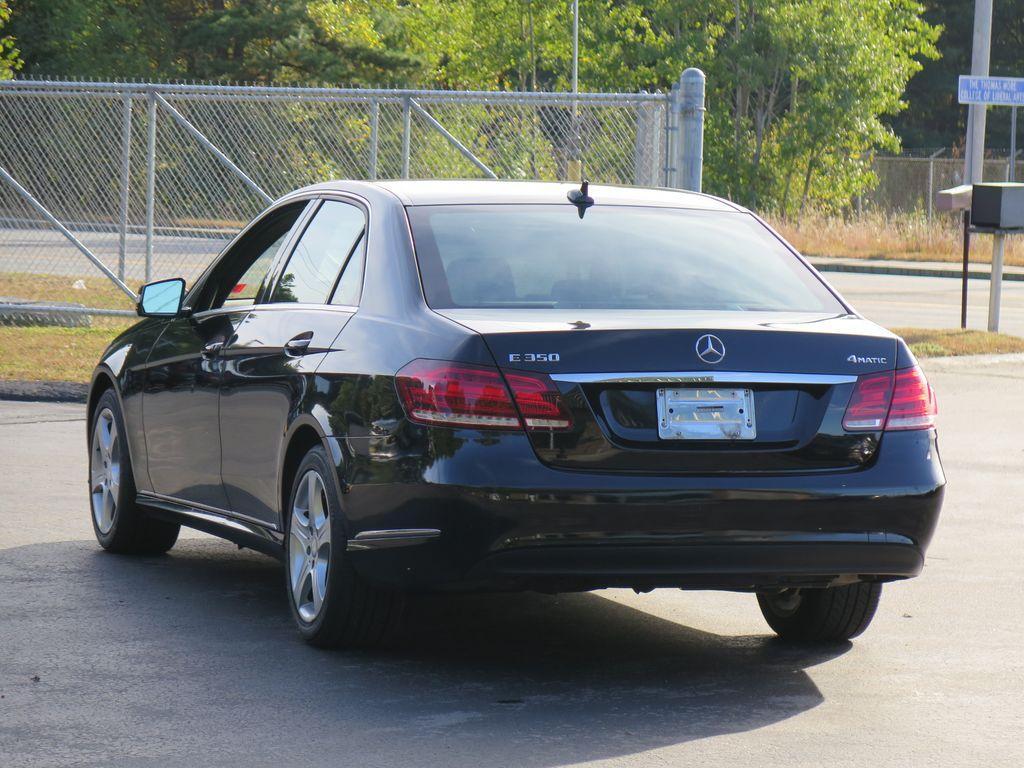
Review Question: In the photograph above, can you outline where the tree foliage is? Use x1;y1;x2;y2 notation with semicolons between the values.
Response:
0;0;20;79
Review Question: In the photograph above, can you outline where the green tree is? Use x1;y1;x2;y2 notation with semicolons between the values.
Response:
9;0;421;85
751;0;940;215
180;0;423;84
9;0;193;79
0;0;21;78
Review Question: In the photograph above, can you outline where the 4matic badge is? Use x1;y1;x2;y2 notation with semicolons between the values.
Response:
847;354;888;364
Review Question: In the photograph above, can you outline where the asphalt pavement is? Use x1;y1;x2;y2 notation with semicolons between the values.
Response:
1;357;1023;767
828;271;1024;336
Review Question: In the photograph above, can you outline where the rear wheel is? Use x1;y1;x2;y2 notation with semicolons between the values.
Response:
89;389;179;554
284;446;402;648
757;583;882;642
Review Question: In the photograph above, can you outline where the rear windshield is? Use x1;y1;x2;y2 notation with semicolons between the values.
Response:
408;205;844;313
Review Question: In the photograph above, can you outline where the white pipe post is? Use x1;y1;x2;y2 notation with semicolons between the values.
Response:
988;233;1005;332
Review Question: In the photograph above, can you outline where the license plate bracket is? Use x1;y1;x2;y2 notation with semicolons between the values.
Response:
656;387;756;441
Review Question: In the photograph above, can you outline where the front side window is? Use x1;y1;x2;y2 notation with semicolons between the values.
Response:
270;200;366;305
192;202;307;312
408;205;844;313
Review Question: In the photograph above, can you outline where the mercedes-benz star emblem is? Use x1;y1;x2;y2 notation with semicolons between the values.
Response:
695;334;726;364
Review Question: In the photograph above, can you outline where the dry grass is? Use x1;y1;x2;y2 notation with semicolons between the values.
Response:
769;211;1024;267
0;325;129;382
0;273;136;310
892;327;1024;358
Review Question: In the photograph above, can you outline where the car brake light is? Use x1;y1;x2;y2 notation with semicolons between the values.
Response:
842;371;894;430
395;360;572;431
842;366;936;432
504;371;573;430
886;365;937;431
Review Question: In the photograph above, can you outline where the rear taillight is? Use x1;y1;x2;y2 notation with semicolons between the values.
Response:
842;371;894;430
395;359;572;431
886;366;937;431
842;366;936;432
504;371;573;430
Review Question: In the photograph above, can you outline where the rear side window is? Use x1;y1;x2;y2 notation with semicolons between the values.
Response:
270;199;365;305
408;205;843;313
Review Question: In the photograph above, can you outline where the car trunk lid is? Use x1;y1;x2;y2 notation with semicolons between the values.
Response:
436;309;896;474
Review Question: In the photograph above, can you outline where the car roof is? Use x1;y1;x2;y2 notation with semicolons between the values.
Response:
293;179;743;211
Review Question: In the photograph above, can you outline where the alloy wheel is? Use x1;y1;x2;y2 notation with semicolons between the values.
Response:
90;407;121;535
288;470;332;623
763;588;804;617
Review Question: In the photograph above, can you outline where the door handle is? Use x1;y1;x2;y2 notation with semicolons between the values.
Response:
284;332;314;356
201;341;225;359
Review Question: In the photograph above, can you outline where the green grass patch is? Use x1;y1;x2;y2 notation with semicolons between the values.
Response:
892;327;1024;358
0;325;129;382
0;273;136;310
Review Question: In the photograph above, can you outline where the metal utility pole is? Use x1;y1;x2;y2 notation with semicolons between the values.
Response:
568;0;582;181
572;0;579;99
1011;107;1018;182
964;0;993;184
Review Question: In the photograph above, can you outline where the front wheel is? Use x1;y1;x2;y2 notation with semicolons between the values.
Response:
757;583;882;642
89;389;179;555
284;446;402;648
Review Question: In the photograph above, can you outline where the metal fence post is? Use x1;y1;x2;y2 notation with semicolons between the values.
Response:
675;68;705;192
117;94;132;282
401;96;412;179
634;101;658;186
145;90;157;283
368;100;379;181
664;82;680;188
927;148;943;222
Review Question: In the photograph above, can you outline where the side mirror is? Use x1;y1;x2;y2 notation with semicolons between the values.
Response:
137;278;187;318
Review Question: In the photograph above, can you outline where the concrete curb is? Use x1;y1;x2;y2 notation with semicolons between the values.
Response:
809;259;1024;282
0;380;88;403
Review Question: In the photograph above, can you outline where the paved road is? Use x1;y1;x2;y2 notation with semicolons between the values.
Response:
1;358;1023;767
827;271;1024;336
0;228;226;284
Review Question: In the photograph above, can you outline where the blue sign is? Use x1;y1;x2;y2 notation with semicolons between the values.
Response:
958;75;1024;107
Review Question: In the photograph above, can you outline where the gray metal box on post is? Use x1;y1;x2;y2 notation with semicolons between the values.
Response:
971;183;1024;229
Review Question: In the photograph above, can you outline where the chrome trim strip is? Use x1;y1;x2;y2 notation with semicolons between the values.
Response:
549;371;858;386
347;528;441;551
138;491;279;531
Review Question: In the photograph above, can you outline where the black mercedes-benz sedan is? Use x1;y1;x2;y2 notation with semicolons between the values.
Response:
87;180;943;647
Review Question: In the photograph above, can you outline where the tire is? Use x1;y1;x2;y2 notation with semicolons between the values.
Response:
757;583;883;642
89;389;180;555
283;445;403;648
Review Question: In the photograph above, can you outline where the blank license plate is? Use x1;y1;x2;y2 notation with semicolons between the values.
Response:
656;387;756;440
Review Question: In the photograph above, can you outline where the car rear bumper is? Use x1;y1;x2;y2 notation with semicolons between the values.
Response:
462;539;924;592
335;428;944;592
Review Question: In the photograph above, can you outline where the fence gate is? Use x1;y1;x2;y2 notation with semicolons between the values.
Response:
0;80;671;319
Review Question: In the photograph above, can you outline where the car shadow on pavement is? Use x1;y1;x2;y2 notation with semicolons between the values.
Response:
1;538;848;768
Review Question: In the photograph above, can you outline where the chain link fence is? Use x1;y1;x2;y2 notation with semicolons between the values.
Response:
6;77;1017;324
866;150;1024;218
0;80;669;320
